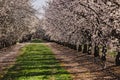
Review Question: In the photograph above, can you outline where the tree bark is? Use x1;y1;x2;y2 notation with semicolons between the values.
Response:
83;44;88;53
94;45;100;57
88;43;92;55
115;52;120;66
78;45;82;52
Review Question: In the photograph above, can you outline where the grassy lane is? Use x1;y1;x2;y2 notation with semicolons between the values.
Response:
2;44;72;80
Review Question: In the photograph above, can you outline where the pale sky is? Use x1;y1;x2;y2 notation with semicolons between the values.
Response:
32;0;48;18
32;0;47;11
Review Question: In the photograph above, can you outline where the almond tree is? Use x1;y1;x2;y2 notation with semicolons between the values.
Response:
0;0;38;48
44;0;120;66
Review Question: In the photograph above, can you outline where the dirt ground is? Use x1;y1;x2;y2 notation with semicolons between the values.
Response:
46;43;120;80
0;43;120;80
0;43;25;79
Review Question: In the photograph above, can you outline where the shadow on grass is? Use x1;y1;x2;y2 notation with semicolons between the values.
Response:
30;39;43;43
2;44;72;80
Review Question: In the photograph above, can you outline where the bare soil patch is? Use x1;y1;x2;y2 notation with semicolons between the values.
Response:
47;43;120;80
0;43;120;80
0;43;26;79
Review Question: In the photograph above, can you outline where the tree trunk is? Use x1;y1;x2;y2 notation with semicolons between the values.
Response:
94;45;100;58
115;52;120;66
88;43;92;55
78;45;82;52
83;44;87;53
101;46;107;68
94;45;100;63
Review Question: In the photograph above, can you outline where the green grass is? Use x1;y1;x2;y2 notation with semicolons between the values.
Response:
31;39;43;43
108;51;117;57
99;46;117;57
2;44;72;80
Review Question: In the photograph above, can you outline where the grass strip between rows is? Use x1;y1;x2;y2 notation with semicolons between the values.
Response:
2;44;72;80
